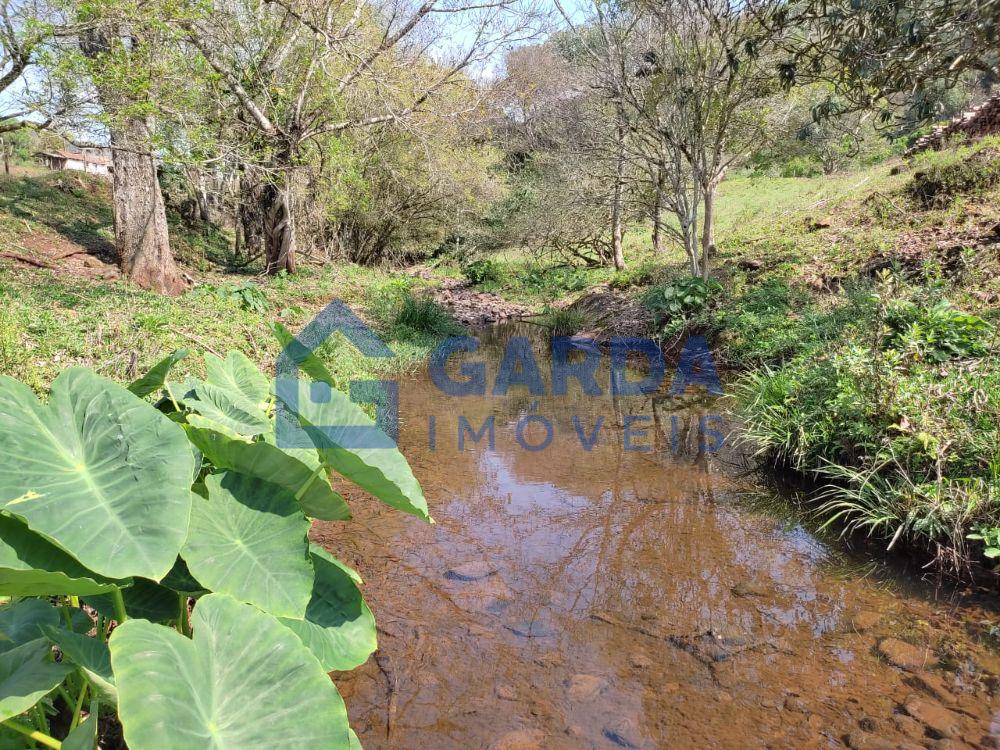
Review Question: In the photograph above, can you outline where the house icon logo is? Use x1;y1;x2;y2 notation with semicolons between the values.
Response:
274;300;400;450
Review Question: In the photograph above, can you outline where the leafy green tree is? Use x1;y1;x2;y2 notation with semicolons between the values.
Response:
776;0;1000;125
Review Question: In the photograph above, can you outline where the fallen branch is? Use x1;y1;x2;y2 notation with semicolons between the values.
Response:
0;251;54;269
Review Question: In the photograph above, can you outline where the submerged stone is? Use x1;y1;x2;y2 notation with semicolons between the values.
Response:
566;673;606;701
877;638;929;671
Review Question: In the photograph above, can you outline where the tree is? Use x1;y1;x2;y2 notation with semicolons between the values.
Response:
182;0;530;274
625;0;781;278
0;0;85;133
78;21;187;295
774;0;1000;127
490;37;643;268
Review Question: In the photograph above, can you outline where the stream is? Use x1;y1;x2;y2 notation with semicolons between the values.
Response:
311;323;1000;750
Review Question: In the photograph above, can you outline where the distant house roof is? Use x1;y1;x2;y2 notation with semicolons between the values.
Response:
35;149;111;166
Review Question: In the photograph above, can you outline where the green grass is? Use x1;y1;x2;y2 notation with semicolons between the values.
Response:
0;172;464;394
0;171;234;267
0;260;451;395
731;274;999;571
907;135;1000;208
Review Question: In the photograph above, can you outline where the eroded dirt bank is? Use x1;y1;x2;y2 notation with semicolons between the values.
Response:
313;324;999;750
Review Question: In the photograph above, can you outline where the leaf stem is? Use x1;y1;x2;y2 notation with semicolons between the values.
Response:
31;703;48;732
110;588;128;623
70;681;88;730
2;720;61;749
295;465;325;502
56;685;74;708
177;594;190;636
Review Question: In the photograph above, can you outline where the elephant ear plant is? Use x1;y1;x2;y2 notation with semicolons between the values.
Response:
0;343;430;749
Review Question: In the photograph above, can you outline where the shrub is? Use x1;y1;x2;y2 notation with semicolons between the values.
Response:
641;277;723;337
884;299;992;362
735;291;1000;571
189;281;270;313
609;263;656;290
517;266;592;297
462;258;501;286
0;344;430;747
780;156;823;178
907;137;1000;207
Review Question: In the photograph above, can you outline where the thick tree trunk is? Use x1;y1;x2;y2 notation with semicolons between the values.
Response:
610;124;627;271
237;173;265;264
262;179;297;274
109;118;185;295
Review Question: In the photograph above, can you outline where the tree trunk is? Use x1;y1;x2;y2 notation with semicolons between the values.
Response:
262;179;297;275
651;165;665;253
2;139;9;177
237;173;264;264
196;175;212;223
610;124;627;271
109;117;185;295
701;183;715;280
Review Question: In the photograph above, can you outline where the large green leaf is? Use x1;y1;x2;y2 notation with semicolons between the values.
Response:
349;729;362;750
186;427;350;521
0;515;121;596
272;322;337;384
62;712;98;750
160;557;207;596
128;349;189;399
110;593;351;749
0;600;59;654
42;626;116;706
278;547;376;672
276;381;430;521
177;381;270;438
205;352;270;411
0;638;72;722
0;369;194;581
181;472;313;618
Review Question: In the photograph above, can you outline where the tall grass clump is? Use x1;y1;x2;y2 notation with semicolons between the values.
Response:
392;294;464;337
538;306;592;336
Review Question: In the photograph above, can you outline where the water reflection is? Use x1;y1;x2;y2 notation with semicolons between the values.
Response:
313;324;999;750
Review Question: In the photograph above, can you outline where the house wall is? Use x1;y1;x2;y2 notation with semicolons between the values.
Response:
63;158;112;177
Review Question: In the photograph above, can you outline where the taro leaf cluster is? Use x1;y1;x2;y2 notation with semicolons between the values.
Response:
0;334;429;748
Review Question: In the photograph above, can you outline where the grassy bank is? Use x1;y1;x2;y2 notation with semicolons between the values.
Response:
713;147;998;574
0;172;459;393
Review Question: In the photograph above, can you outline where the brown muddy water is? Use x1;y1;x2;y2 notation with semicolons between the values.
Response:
311;324;1000;750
